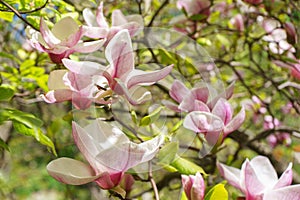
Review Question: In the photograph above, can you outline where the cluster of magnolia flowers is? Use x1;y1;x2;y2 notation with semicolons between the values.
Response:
25;1;300;199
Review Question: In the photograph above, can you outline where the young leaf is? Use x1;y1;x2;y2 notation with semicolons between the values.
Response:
3;109;43;128
204;183;228;200
140;106;163;126
13;121;57;156
0;138;10;152
157;142;179;165
170;155;207;176
0;86;14;101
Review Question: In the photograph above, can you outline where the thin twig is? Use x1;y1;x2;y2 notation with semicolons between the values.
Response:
148;161;160;200
0;0;48;14
147;0;169;27
0;0;39;31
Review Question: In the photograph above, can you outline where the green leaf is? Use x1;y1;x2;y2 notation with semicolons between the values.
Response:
157;142;179;165
13;122;57;156
140;106;163;126
204;183;228;200
2;109;43;128
170;120;183;134
170;155;207;176
0;86;14;101
0;138;10;152
0;12;14;22
189;14;207;21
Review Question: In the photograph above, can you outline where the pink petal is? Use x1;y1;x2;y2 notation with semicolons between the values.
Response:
217;162;243;191
162;100;182;112
95;171;123;189
190;87;210;103
83;8;98;27
243;159;265;199
51;17;80;42
114;80;152;105
95;2;109;28
118;21;143;37
39;17;60;48
62;59;107;75
191;172;205;200
212;98;233;125
47;157;100;185
223;106;245;136
182;174;193;200
170;80;190;103
72;39;106;53
183;111;224;133
112;10;128;26
105;30;134;79
208;82;235;109
82;26;108;38
41;89;72;103
193;100;210;112
126;65;173;89
263;19;280;33
47;70;69;90
249;156;278;187
263;185;300;200
274;163;293;189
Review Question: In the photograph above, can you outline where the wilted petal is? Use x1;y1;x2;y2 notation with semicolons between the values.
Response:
223;106;245;135
62;59;107;75
72;39;106;53
126;65;173;89
264;185;300;200
274;163;293;189
105;30;134;79
217;162;243;191
47;157;100;185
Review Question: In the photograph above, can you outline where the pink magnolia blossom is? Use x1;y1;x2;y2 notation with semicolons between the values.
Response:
230;14;245;32
47;119;164;189
40;69;109;110
183;98;245;145
163;80;235;112
177;0;211;16
218;155;300;200
284;22;298;44
26;17;105;63
82;2;143;42
273;58;300;81
62;29;173;105
182;172;205;200
262;19;295;55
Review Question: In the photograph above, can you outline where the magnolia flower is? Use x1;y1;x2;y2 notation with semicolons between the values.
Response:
262;18;295;55
182;172;205;200
47;119;164;189
62;29;173;105
230;14;244;32
26;17;105;63
163;80;234;113
83;2;143;41
41;69;109;109
177;0;211;17
183;98;245;145
218;155;300;200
